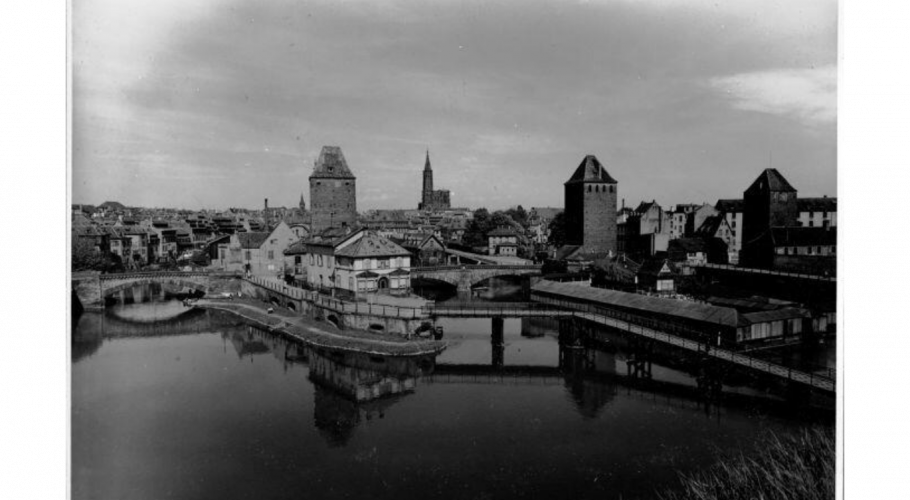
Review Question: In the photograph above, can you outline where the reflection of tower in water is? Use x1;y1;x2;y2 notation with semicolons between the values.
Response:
557;317;618;419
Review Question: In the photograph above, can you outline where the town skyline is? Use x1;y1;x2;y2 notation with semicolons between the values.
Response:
73;0;836;211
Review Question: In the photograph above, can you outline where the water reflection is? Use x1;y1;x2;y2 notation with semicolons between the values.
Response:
72;297;833;500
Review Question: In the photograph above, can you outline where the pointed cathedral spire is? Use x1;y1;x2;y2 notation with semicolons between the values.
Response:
424;149;432;171
299;192;306;211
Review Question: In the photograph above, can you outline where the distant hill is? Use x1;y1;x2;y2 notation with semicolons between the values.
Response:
99;201;127;211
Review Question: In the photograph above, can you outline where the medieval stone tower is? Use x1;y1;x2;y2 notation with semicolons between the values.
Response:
309;146;357;234
564;154;618;256
742;168;798;247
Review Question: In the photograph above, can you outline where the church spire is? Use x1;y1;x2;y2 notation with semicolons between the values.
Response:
299;192;306;211
424;149;432;171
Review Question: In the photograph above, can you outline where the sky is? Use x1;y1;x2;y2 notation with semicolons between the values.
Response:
72;0;837;211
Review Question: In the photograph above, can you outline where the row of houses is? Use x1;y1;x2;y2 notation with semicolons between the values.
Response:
614;191;836;267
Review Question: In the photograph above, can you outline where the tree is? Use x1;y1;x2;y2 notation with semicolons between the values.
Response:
71;236;123;273
71;237;105;272
547;211;567;248
505;205;529;229
462;208;491;248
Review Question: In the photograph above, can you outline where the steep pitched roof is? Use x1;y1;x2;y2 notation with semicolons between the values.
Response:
565;155;617;184
335;232;411;258
238;232;269;249
715;199;745;213
634;200;662;215
745;168;797;193
284;239;308;255
310;146;355;179
695;215;727;236
638;258;677;277
669;237;709;253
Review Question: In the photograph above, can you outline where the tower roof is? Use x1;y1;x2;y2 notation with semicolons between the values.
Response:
310;146;355;179
565;155;617;184
424;150;432;171
745;168;796;194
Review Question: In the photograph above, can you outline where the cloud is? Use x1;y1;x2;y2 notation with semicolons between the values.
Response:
709;65;836;125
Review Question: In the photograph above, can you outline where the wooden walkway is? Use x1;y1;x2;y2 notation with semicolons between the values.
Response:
431;301;834;393
571;310;834;393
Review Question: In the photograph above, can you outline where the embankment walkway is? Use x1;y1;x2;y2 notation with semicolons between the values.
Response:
194;298;446;357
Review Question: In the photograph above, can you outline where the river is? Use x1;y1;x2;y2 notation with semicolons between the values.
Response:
72;282;833;500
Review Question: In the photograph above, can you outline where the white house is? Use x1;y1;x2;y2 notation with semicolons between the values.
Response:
301;229;413;296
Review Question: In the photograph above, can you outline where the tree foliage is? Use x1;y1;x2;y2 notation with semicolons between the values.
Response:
547;211;567;248
71;236;121;272
462;208;527;249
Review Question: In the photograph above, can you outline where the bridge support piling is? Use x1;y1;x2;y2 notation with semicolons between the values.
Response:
491;318;505;368
626;337;653;380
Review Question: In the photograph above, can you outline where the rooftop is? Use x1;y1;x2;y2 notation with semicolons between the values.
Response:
238;232;270;249
336;232;411;258
310;146;355;179
565;155;618;184
745;168;797;194
532;280;740;328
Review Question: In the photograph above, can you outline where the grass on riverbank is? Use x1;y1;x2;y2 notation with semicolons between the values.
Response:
659;427;835;500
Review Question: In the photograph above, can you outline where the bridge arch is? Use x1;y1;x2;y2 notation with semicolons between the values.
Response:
468;272;530;289
411;265;542;292
102;277;208;298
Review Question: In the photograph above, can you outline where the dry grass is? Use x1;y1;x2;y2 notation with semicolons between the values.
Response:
658;427;835;500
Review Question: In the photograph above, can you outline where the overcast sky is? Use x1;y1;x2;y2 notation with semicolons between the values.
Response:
72;0;836;211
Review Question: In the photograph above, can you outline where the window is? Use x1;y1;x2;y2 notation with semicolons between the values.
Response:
378;259;390;269
295;256;301;264
808;220;814;227
244;250;251;261
609;186;614;193
318;255;323;266
816;246;822;254
587;185;592;193
349;278;353;290
268;250;274;260
309;254;314;265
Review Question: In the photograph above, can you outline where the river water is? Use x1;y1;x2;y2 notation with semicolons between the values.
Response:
72;283;833;500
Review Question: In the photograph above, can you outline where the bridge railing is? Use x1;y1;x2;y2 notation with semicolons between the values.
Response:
246;276;431;319
413;264;542;272
99;270;212;280
427;301;567;317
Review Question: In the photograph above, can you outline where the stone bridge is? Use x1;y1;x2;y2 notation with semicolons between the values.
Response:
411;265;543;292
72;271;223;310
